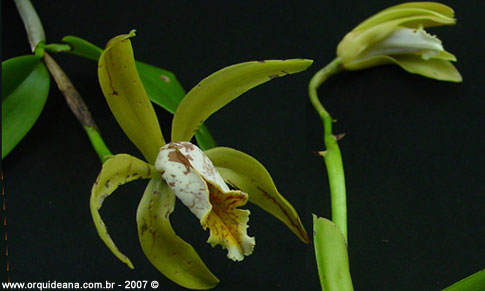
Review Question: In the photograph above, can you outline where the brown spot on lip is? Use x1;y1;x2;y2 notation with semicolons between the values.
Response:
167;150;192;175
170;142;195;152
104;180;110;189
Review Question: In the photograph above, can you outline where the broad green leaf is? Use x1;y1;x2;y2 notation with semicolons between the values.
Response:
2;55;50;158
442;269;485;291
137;177;219;290
313;215;354;291
90;154;158;269
98;31;165;164
204;146;310;244
171;59;313;143
62;35;103;61
63;35;216;150
134;61;185;113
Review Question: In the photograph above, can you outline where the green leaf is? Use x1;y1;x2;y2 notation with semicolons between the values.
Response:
313;215;354;291
62;35;103;61
90;154;158;269
442;269;485;291
137;177;219;290
171;59;313;143
204;146;310;244
98;31;165;164
134;61;185;113
2;55;50;158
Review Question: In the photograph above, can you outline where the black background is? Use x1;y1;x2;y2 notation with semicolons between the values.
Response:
2;1;484;290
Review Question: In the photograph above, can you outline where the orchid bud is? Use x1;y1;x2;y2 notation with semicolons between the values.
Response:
336;2;462;82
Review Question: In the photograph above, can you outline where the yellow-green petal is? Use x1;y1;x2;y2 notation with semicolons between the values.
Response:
382;2;455;19
204;147;310;244
90;154;158;269
98;30;165;164
313;215;354;291
354;4;455;32
391;55;462;82
171;59;313;143
137;177;219;290
434;50;457;62
343;54;462;82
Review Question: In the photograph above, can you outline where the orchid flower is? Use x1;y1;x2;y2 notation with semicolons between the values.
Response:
90;31;312;289
337;1;461;81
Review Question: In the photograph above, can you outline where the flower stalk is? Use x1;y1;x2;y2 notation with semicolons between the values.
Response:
308;57;348;242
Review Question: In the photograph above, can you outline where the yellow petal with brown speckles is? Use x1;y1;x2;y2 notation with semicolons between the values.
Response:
90;154;158;269
137;177;219;289
98;31;165;163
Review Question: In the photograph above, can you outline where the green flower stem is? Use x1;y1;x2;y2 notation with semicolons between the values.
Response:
42;52;112;163
83;126;113;163
14;0;45;52
308;57;348;242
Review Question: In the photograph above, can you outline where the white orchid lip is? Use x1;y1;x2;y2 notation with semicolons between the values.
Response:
155;142;212;219
362;27;444;60
155;141;255;261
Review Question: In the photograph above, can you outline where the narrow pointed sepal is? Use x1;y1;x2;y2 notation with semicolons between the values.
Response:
98;30;165;163
171;59;313;143
204;147;310;244
137;177;219;290
155;142;255;261
90;154;158;269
